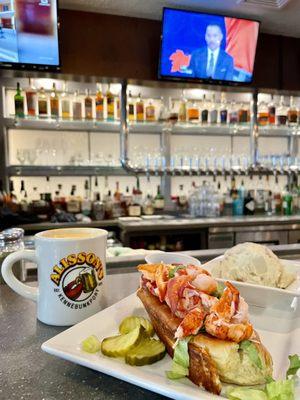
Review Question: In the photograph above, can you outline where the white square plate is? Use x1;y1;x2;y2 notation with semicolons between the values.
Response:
42;293;300;399
204;258;300;307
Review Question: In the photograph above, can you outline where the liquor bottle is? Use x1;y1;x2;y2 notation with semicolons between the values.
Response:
244;190;255;215
26;79;36;117
104;190;114;219
229;101;238;124
273;176;282;215
178;95;187;122
61;84;70;120
106;85;115;121
145;100;155;122
158;96;169;122
116;96;120;120
209;94;218;124
95;84;104;120
276;96;288;126
291;184;299;214
143;194;154;215
268;95;276;125
114;181;121;202
154;185;165;210
201;94;208;124
168;100;178;124
84;89;93;120
14;82;24;118
92;193;105;220
187;101;199;122
128;194;142;217
219;92;228;124
287;96;298;126
282;186;293;216
72;90;82;120
136;93;144;122
233;180;245;216
66;185;81;213
238;102;248;123
135;177;143;205
81;180;92;216
38;87;48;118
257;100;269;126
178;184;188;210
128;91;135;122
50;83;59;119
19;180;29;212
123;186;132;210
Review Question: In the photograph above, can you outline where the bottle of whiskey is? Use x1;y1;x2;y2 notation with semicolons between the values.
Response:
287;96;298;126
106;85;115;121
116;96;120;120
50;83;59;119
95;84;104;121
229;101;238;124
154;185;165;210
38;87;48;118
209;94;218;124
178;93;187;122
257;100;269;126
66;185;81;213
219;92;228;124
238;102;248;123
72;90;82;120
15;82;24;118
146;100;155;122
128;187;142;217
92;193;105;220
187;101;199;122
84;89;93;120
81;179;92;216
201;94;208;124
268;95;276;125
276;96;288;126
128;91;135;122
143;194;154;215
25;79;36;117
136;93;144;122
61;83;70;120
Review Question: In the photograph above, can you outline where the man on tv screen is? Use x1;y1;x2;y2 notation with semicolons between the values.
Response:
190;24;234;81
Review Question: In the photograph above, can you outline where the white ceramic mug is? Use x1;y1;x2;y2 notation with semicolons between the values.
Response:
1;227;107;326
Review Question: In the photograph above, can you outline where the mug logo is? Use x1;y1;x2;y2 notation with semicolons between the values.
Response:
50;252;104;309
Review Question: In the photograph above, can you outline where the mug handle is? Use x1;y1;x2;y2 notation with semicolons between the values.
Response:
1;250;39;302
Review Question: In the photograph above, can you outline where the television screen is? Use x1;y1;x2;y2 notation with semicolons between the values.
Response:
0;0;59;69
159;8;260;84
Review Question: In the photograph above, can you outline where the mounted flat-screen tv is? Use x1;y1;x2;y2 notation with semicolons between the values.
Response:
159;8;260;84
0;0;60;70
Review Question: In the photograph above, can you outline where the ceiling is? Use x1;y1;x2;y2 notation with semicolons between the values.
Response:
59;0;300;37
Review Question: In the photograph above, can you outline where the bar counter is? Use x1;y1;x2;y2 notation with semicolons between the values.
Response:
18;215;300;233
1;272;166;400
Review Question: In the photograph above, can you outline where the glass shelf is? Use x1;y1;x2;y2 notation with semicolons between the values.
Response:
7;165;129;177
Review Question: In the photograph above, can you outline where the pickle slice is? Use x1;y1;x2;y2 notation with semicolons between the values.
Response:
81;335;101;353
125;337;166;366
101;325;143;358
119;316;154;337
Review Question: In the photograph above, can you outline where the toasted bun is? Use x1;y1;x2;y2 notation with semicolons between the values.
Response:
192;331;273;385
137;287;273;391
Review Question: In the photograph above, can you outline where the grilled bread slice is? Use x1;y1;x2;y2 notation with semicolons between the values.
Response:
137;287;222;394
137;287;273;395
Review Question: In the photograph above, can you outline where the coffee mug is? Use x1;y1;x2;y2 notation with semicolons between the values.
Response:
1;227;107;326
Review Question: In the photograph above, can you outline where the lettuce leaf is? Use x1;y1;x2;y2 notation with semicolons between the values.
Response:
286;355;300;379
168;265;186;279
265;379;294;400
239;340;263;370
166;337;190;380
227;387;268;400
